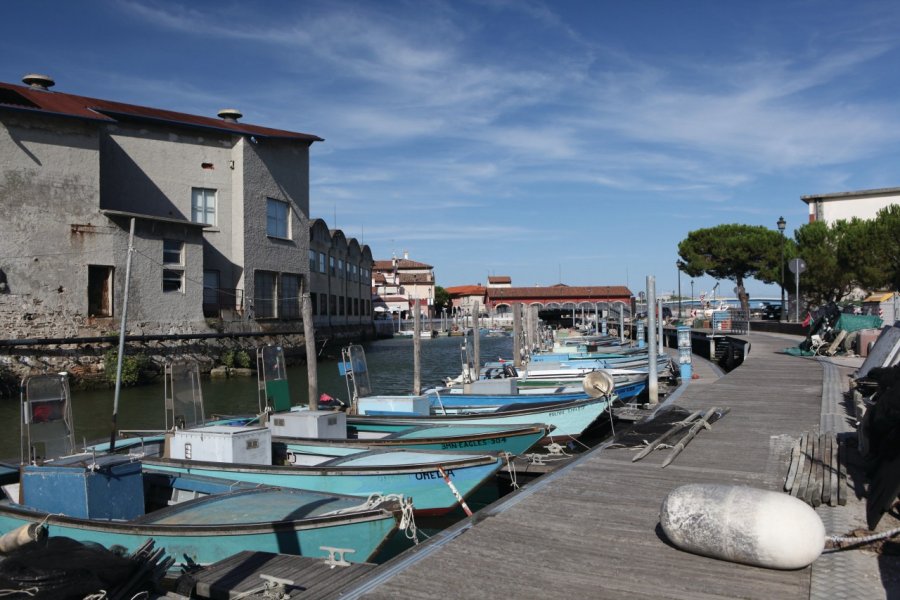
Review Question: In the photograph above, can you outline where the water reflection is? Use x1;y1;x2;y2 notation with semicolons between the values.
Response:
1;335;513;459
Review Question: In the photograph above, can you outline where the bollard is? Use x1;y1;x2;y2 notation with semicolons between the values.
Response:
677;325;692;380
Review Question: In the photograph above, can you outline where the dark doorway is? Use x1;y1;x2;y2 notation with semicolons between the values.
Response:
88;265;113;317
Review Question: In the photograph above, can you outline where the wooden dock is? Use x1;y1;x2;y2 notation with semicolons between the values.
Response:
181;551;377;599
343;332;859;599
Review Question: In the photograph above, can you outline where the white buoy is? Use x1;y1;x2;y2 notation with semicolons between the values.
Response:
660;483;825;569
0;523;47;554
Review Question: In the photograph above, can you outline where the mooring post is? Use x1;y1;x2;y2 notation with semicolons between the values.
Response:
647;275;659;405
473;301;481;378
302;291;318;410
413;298;421;395
513;303;523;368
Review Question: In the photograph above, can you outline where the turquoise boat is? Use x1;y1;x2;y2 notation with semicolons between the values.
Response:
12;373;402;568
0;454;401;568
142;442;502;517
352;396;610;444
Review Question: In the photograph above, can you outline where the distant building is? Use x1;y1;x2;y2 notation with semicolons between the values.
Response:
308;219;373;330
487;275;512;288
445;285;487;315
371;252;435;319
0;73;320;338
486;284;632;315
801;187;900;224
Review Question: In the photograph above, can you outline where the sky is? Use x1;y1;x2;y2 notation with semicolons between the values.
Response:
3;0;900;301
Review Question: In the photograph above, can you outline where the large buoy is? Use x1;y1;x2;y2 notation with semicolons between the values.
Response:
660;483;825;569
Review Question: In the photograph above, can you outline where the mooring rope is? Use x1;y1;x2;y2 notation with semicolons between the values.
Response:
823;526;900;553
502;452;519;490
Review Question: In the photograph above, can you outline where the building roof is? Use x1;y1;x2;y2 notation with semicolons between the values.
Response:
398;273;433;284
488;275;511;284
101;209;209;228
801;187;900;203
373;258;433;270
487;285;632;300
0;80;323;143
446;285;486;297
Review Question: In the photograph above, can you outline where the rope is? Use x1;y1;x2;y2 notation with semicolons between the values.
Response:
502;452;519;490
81;591;107;600
824;526;900;553
0;588;37;598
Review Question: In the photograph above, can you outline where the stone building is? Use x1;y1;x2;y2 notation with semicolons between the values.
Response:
307;218;373;330
0;74;321;340
371;253;435;319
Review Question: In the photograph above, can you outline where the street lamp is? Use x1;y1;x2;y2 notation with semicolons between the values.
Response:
677;262;682;319
777;216;786;322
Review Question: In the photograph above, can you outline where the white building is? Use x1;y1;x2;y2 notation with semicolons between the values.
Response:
801;187;900;224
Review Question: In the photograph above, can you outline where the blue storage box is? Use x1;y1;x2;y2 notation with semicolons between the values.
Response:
21;454;144;520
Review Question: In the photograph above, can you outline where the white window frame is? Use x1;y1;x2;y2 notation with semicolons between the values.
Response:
191;188;217;226
163;269;184;293
163;240;184;265
266;198;290;239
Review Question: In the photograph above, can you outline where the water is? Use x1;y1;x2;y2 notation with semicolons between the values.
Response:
1;334;514;459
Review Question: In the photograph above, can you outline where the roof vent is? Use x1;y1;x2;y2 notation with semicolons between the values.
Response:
217;108;242;123
22;74;55;90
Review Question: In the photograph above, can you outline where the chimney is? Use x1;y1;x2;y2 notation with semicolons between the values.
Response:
22;74;55;91
403;250;409;260
217;108;242;123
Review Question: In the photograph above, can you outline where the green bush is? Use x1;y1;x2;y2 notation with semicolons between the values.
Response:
221;349;235;368
235;350;251;369
103;349;149;386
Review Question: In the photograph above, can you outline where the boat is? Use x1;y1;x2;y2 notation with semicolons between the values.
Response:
132;360;512;516
7;374;403;568
340;345;612;443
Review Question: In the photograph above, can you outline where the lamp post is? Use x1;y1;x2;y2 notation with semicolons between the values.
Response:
777;216;786;322
690;280;694;315
677;263;682;319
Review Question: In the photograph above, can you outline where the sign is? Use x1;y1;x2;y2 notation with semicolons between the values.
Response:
789;258;807;275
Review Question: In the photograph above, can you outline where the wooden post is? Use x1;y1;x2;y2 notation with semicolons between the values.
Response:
301;291;318;410
473;301;480;378
513;303;523;367
413;298;421;395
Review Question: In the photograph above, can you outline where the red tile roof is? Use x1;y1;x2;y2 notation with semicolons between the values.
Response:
488;275;511;284
446;285;486;297
0;81;323;143
373;258;433;270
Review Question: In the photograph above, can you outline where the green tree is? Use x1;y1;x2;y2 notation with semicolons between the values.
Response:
869;204;900;291
677;224;787;313
432;286;450;314
792;220;847;305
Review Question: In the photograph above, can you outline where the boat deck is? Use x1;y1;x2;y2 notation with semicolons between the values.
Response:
344;331;890;599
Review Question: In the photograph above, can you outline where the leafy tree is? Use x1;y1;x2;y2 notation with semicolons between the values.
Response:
677;224;787;313
869;204;900;291
792;220;848;305
432;286;450;314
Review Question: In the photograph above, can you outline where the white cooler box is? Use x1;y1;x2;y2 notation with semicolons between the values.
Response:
357;395;431;416
170;425;272;465
268;411;347;439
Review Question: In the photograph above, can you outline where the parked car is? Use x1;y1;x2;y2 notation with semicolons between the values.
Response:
762;302;783;320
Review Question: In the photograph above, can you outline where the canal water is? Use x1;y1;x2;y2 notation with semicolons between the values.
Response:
0;334;514;460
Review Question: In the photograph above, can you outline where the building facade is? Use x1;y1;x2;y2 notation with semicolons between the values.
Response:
801;187;900;224
307;218;373;330
0;74;320;339
371;253;435;319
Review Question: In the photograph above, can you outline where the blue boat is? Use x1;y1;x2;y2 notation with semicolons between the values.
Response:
11;373;403;567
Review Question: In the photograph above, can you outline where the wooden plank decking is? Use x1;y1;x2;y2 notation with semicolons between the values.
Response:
350;332;823;599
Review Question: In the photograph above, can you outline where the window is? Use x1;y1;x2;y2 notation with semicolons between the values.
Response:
163;269;184;293
319;293;328;315
191;188;217;226
339;296;345;316
254;270;277;318
203;270;220;317
163;240;183;265
338;259;344;279
280;274;300;319
267;198;289;238
329;256;336;276
319;252;326;274
309;292;317;316
330;294;337;316
351;264;358;282
309;250;317;272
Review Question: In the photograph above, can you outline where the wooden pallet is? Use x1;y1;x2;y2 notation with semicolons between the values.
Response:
783;431;846;507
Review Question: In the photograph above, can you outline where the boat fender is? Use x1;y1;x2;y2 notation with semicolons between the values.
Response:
659;483;825;569
0;523;48;554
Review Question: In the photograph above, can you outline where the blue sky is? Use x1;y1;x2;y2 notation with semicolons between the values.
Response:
4;1;900;300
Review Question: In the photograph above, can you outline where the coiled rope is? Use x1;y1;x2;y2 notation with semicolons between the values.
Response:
824;526;900;553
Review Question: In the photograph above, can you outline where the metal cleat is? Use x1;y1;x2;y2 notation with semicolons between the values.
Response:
320;545;355;567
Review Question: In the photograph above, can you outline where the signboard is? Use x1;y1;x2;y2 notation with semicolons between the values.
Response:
789;258;807;275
